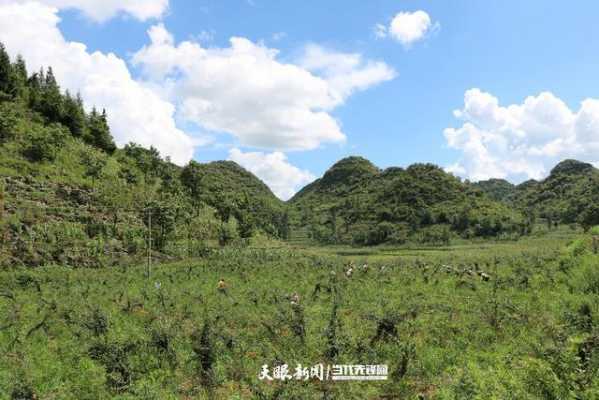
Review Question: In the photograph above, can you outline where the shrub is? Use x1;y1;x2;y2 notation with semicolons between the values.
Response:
191;322;215;386
23;123;68;162
418;224;451;245
580;205;599;232
0;102;19;142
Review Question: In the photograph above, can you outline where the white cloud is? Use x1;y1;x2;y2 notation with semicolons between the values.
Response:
0;2;397;197
228;148;315;200
0;1;194;164
445;88;599;182
133;24;395;151
376;10;438;47
298;44;397;105
0;0;170;21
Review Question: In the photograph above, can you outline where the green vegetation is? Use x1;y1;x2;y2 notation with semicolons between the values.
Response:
2;44;599;398
0;44;287;268
513;160;599;230
472;178;515;202
290;157;527;246
476;160;599;231
1;230;598;399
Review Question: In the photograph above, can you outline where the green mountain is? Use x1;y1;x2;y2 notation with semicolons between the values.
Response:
472;160;599;230
473;178;516;202
290;157;527;245
511;160;599;229
2;42;597;267
0;45;286;267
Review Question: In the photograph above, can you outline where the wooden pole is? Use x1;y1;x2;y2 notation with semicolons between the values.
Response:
147;208;152;279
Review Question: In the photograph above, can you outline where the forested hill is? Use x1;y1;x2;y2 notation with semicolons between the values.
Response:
508;160;599;229
0;44;287;267
289;157;528;245
2;41;598;267
473;160;599;230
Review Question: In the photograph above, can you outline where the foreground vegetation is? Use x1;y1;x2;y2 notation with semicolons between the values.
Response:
1;228;598;399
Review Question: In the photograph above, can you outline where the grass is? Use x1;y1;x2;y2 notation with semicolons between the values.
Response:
0;229;598;399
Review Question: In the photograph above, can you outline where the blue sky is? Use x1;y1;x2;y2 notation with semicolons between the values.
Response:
2;1;599;198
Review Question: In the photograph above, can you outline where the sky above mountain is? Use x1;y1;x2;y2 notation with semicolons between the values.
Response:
1;0;599;199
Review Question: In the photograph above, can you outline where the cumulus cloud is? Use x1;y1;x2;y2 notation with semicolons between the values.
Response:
0;2;397;197
133;24;395;151
0;1;194;164
298;44;397;105
376;10;439;47
228;148;315;200
444;88;599;182
0;0;170;21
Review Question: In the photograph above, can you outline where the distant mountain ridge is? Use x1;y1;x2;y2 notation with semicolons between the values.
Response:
474;159;599;229
290;156;528;245
1;41;598;266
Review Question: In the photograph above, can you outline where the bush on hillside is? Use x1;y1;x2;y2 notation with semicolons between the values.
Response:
23;123;68;162
0;102;19;142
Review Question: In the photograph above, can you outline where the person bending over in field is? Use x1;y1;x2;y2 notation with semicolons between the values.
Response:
217;279;228;295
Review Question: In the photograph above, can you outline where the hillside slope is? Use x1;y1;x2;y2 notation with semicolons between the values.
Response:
0;47;286;267
290;157;527;245
474;160;599;230
511;160;599;229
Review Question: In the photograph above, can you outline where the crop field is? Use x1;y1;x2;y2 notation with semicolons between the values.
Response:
1;229;598;399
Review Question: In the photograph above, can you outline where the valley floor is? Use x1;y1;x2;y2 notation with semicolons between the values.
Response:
1;229;598;399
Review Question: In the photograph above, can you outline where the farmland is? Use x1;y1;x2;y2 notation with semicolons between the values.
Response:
1;228;598;399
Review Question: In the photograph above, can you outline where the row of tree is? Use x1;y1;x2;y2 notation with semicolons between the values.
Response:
0;43;115;153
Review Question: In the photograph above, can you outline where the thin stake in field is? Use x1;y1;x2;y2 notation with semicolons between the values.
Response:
147;207;152;280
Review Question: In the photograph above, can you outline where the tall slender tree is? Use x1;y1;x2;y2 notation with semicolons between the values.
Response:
12;55;28;99
87;107;116;154
62;91;86;138
0;43;17;99
38;67;64;121
27;70;42;110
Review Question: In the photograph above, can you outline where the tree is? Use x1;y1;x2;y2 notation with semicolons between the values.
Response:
87;108;116;154
219;216;239;246
452;207;470;232
124;143;162;183
278;211;290;239
159;163;184;196
24;124;68;162
325;206;339;243
0;43;17;100
12;55;27;84
181;160;205;198
62;91;86;138
12;55;28;99
0;102;19;142
81;149;107;184
236;212;254;238
579;205;599;232
38;67;64;122
142;200;177;251
27;71;42;111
